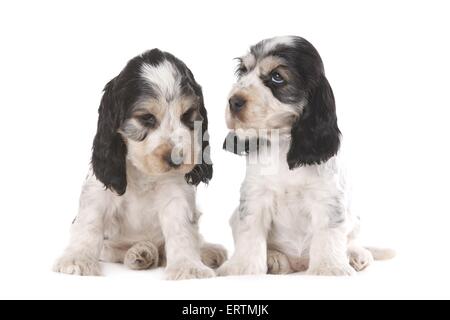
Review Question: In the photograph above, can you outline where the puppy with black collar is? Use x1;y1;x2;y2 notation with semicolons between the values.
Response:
219;36;393;276
54;49;226;280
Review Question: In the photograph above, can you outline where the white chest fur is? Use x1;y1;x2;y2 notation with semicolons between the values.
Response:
238;138;349;257
82;167;196;246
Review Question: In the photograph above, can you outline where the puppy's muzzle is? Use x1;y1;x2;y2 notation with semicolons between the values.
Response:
229;94;246;114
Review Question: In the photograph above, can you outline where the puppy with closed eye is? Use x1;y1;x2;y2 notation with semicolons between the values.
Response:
54;49;227;280
219;36;394;276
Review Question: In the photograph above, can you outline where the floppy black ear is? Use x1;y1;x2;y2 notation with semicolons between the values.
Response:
287;75;341;169
185;94;213;186
91;79;128;195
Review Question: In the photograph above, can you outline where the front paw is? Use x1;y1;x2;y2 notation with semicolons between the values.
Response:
307;263;355;276
165;262;215;280
217;258;267;276
53;254;101;276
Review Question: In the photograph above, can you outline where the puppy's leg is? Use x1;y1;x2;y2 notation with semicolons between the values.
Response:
307;205;355;276
100;240;128;263
267;250;294;274
124;241;159;270
200;243;228;269
217;200;272;276
53;189;106;276
159;199;214;280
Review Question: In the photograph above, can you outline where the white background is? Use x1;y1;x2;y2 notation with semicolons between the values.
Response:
1;0;449;300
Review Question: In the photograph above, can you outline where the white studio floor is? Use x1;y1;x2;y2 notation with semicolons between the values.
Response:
1;244;447;300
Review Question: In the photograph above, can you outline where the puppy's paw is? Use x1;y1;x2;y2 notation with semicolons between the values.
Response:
165;262;215;280
53;254;101;276
289;256;310;272
267;250;293;274
307;263;355;276
201;243;228;269
124;241;159;270
216;258;267;276
348;246;373;272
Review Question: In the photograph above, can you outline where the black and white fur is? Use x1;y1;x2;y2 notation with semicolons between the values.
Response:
54;49;227;280
219;36;393;276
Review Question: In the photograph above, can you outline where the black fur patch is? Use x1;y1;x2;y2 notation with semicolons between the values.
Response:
244;37;341;168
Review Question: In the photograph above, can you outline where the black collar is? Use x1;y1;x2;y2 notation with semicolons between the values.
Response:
222;132;271;156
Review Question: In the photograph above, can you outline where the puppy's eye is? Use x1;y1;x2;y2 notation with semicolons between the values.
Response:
138;113;157;128
182;108;203;130
271;72;285;85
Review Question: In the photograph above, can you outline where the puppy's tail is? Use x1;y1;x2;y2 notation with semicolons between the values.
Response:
365;247;396;260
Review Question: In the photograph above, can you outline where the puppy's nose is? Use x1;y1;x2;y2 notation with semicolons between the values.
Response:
229;95;246;113
164;151;182;169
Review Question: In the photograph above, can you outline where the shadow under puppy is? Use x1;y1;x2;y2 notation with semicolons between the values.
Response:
219;36;394;276
54;49;227;280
